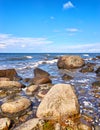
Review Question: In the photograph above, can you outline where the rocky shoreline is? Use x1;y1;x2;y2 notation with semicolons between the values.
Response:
0;55;100;130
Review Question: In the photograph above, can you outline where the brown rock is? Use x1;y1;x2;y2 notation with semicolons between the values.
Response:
80;66;94;73
0;118;10;130
57;55;85;69
62;74;73;80
37;84;80;120
0;81;24;89
31;77;52;85
34;68;50;77
1;97;31;114
0;69;20;80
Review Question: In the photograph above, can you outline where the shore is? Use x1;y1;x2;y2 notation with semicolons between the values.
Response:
0;54;100;130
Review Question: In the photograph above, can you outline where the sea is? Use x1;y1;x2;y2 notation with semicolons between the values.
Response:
0;53;100;126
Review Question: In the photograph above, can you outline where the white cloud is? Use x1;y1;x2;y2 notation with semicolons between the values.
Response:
0;43;6;48
40;43;100;53
63;1;74;9
66;28;79;32
0;34;53;49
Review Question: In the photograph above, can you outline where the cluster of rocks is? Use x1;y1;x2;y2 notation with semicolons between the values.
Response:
0;55;99;130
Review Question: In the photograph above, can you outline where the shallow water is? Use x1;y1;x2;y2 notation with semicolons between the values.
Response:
0;53;100;127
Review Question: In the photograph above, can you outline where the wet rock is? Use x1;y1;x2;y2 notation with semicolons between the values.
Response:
92;81;100;87
0;81;24;89
95;67;100;74
14;118;41;130
57;55;85;69
34;68;50;78
80;66;94;73
0;118;11;130
31;77;52;85
96;56;100;59
1;97;31;117
0;69;22;81
37;84;80;120
62;74;73;80
0;77;10;81
26;85;39;95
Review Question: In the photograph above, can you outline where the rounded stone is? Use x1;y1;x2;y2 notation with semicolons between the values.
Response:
57;55;85;69
1;97;31;114
0;81;23;89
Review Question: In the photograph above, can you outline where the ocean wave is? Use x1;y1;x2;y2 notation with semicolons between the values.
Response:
17;59;58;71
7;55;33;61
83;54;89;57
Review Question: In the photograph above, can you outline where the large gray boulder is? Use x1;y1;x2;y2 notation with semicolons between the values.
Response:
36;84;80;120
57;55;85;69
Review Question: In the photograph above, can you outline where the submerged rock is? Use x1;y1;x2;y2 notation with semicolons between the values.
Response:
62;74;73;80
80;66;94;73
92;81;100;87
57;55;85;69
34;68;50;77
1;97;31;117
0;118;11;130
37;84;80;120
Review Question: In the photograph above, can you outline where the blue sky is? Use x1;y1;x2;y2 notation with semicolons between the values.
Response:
0;0;100;53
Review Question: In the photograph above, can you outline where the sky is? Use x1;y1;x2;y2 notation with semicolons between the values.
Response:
0;0;100;53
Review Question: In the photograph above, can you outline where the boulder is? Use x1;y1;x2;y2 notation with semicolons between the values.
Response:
31;77;52;85
1;97;31;115
0;69;21;80
0;81;24;89
14;118;41;130
0;118;11;130
57;55;85;69
37;84;80;120
34;68;50;77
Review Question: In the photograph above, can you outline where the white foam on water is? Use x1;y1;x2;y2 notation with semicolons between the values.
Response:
24;56;33;59
83;54;89;57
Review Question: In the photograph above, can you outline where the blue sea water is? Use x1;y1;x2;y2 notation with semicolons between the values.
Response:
0;53;100;126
